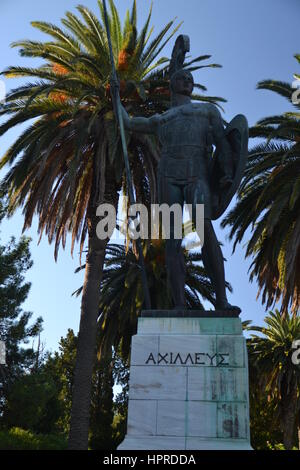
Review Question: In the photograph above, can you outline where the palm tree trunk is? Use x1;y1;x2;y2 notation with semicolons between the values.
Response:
282;413;295;449
281;391;297;450
297;411;300;450
68;165;119;449
68;234;107;449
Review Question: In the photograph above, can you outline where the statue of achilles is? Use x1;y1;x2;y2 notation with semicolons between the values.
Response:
120;35;249;313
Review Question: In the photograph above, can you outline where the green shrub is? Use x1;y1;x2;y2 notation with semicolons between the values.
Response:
0;427;67;450
266;442;298;451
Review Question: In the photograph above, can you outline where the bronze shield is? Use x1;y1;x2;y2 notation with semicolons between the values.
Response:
210;114;249;220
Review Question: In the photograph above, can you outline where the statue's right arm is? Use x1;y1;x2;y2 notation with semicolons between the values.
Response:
121;104;159;134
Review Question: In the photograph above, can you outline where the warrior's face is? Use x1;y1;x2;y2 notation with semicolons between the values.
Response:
171;70;194;96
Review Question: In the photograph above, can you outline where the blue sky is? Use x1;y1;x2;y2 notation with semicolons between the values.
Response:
0;0;299;352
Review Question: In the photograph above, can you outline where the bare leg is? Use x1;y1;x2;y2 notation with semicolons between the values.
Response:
202;219;227;305
165;238;186;309
201;219;241;312
185;178;241;313
160;180;186;309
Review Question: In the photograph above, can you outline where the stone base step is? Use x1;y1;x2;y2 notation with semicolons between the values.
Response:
118;436;252;450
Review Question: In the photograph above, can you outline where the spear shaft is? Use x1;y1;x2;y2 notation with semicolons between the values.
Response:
102;0;151;310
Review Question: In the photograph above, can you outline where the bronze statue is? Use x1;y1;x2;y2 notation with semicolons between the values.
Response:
120;35;248;313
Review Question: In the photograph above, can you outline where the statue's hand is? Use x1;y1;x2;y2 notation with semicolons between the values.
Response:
109;76;120;99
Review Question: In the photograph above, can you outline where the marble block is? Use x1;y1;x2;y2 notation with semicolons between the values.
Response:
118;313;252;450
127;400;157;436
188;367;247;401
130;335;159;365
187;402;217;437
129;365;187;400
138;316;243;335
157;401;186;436
217;402;248;439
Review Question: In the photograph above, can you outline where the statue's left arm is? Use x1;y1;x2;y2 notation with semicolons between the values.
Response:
209;105;234;187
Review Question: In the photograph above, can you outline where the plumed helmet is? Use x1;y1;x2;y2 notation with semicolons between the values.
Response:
169;35;193;93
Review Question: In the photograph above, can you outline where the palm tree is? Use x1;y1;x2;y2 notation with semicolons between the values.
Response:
0;1;225;449
248;310;300;449
73;240;231;361
222;54;300;315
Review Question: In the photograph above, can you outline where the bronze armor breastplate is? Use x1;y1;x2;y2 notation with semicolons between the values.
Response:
158;112;211;182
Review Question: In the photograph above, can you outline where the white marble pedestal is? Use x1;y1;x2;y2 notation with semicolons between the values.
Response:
118;311;252;450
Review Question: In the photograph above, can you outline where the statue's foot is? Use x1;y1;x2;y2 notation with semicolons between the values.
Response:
215;300;241;315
